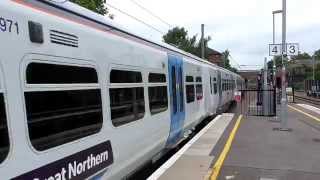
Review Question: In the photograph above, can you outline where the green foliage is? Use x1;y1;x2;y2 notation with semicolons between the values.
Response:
314;49;320;60
163;27;237;72
221;50;231;69
291;52;311;60
70;0;109;16
267;56;288;69
162;27;211;59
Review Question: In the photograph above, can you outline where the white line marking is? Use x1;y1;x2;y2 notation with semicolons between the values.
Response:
147;115;224;180
297;104;320;115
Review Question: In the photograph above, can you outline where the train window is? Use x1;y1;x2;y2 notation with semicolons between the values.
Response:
110;70;142;83
25;63;102;151
222;80;225;91
149;86;168;115
110;87;145;126
210;77;212;94
149;73;166;83
214;83;218;94
25;89;103;151
172;67;177;114
186;85;195;103
196;77;202;82
0;94;9;163
179;67;184;112
148;73;168;115
186;76;194;82
26;63;98;84
196;84;203;100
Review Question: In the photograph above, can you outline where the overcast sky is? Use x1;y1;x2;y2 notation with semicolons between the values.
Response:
105;0;320;70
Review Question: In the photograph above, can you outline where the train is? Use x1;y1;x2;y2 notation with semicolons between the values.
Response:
0;0;244;179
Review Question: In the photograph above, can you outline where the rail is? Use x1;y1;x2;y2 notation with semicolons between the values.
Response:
294;95;320;106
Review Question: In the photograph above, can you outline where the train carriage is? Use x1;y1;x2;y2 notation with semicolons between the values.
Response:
0;0;243;179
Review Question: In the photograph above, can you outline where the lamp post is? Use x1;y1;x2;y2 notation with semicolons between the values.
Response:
272;10;282;87
280;0;289;131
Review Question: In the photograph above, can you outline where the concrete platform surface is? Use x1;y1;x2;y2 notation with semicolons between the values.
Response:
219;107;320;180
152;114;234;180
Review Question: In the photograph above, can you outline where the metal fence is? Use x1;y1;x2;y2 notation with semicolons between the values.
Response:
239;89;276;116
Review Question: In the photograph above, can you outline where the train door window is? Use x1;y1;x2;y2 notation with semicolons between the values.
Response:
148;73;168;115
222;79;224;91
25;62;103;151
171;67;177;113
196;76;203;100
178;67;184;111
213;78;217;94
0;91;9;163
185;75;194;103
210;77;212;94
110;69;145;127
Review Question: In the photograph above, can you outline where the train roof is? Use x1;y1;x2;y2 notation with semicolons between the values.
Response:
37;0;239;77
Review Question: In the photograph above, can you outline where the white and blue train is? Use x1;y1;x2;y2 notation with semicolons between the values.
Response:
0;0;244;179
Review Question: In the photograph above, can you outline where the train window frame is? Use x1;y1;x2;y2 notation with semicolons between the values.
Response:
185;75;195;103
186;76;194;82
148;72;168;115
0;66;10;165
23;60;103;152
195;76;203;100
109;68;146;127
210;77;213;94
186;84;195;103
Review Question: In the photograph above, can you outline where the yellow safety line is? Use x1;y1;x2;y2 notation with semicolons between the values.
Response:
288;105;320;122
210;115;243;180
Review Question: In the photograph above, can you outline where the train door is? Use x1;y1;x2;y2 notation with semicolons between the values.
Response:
166;54;185;148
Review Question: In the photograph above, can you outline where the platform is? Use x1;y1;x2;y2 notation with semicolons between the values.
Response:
147;103;320;180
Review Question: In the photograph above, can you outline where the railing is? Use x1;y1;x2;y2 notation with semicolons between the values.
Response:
239;89;276;117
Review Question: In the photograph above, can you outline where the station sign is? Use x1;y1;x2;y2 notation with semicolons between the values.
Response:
269;43;299;56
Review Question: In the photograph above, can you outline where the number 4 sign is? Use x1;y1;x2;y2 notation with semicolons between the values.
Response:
269;44;282;56
269;43;299;56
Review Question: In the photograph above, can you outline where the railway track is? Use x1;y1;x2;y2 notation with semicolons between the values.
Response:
294;95;320;107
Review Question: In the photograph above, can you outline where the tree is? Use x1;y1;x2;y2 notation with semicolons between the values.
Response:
291;52;311;60
162;27;211;59
163;27;237;72
70;0;114;18
163;27;198;55
313;49;320;60
221;50;231;69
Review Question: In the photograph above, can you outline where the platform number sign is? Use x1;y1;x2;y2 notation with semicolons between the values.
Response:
269;44;282;56
269;43;299;56
286;43;299;56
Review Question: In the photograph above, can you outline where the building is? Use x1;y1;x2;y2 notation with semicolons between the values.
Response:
207;48;223;66
238;70;260;89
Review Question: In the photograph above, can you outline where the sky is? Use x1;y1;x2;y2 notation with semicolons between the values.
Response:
105;0;320;70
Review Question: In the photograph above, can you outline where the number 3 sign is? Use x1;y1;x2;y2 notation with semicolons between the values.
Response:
269;43;299;56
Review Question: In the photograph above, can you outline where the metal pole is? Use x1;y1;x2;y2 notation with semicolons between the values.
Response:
280;0;289;131
273;14;275;44
313;55;315;80
201;24;205;59
273;13;276;88
272;10;282;88
263;57;269;115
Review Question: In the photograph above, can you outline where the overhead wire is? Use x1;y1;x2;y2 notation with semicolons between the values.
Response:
129;0;173;28
105;2;165;35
